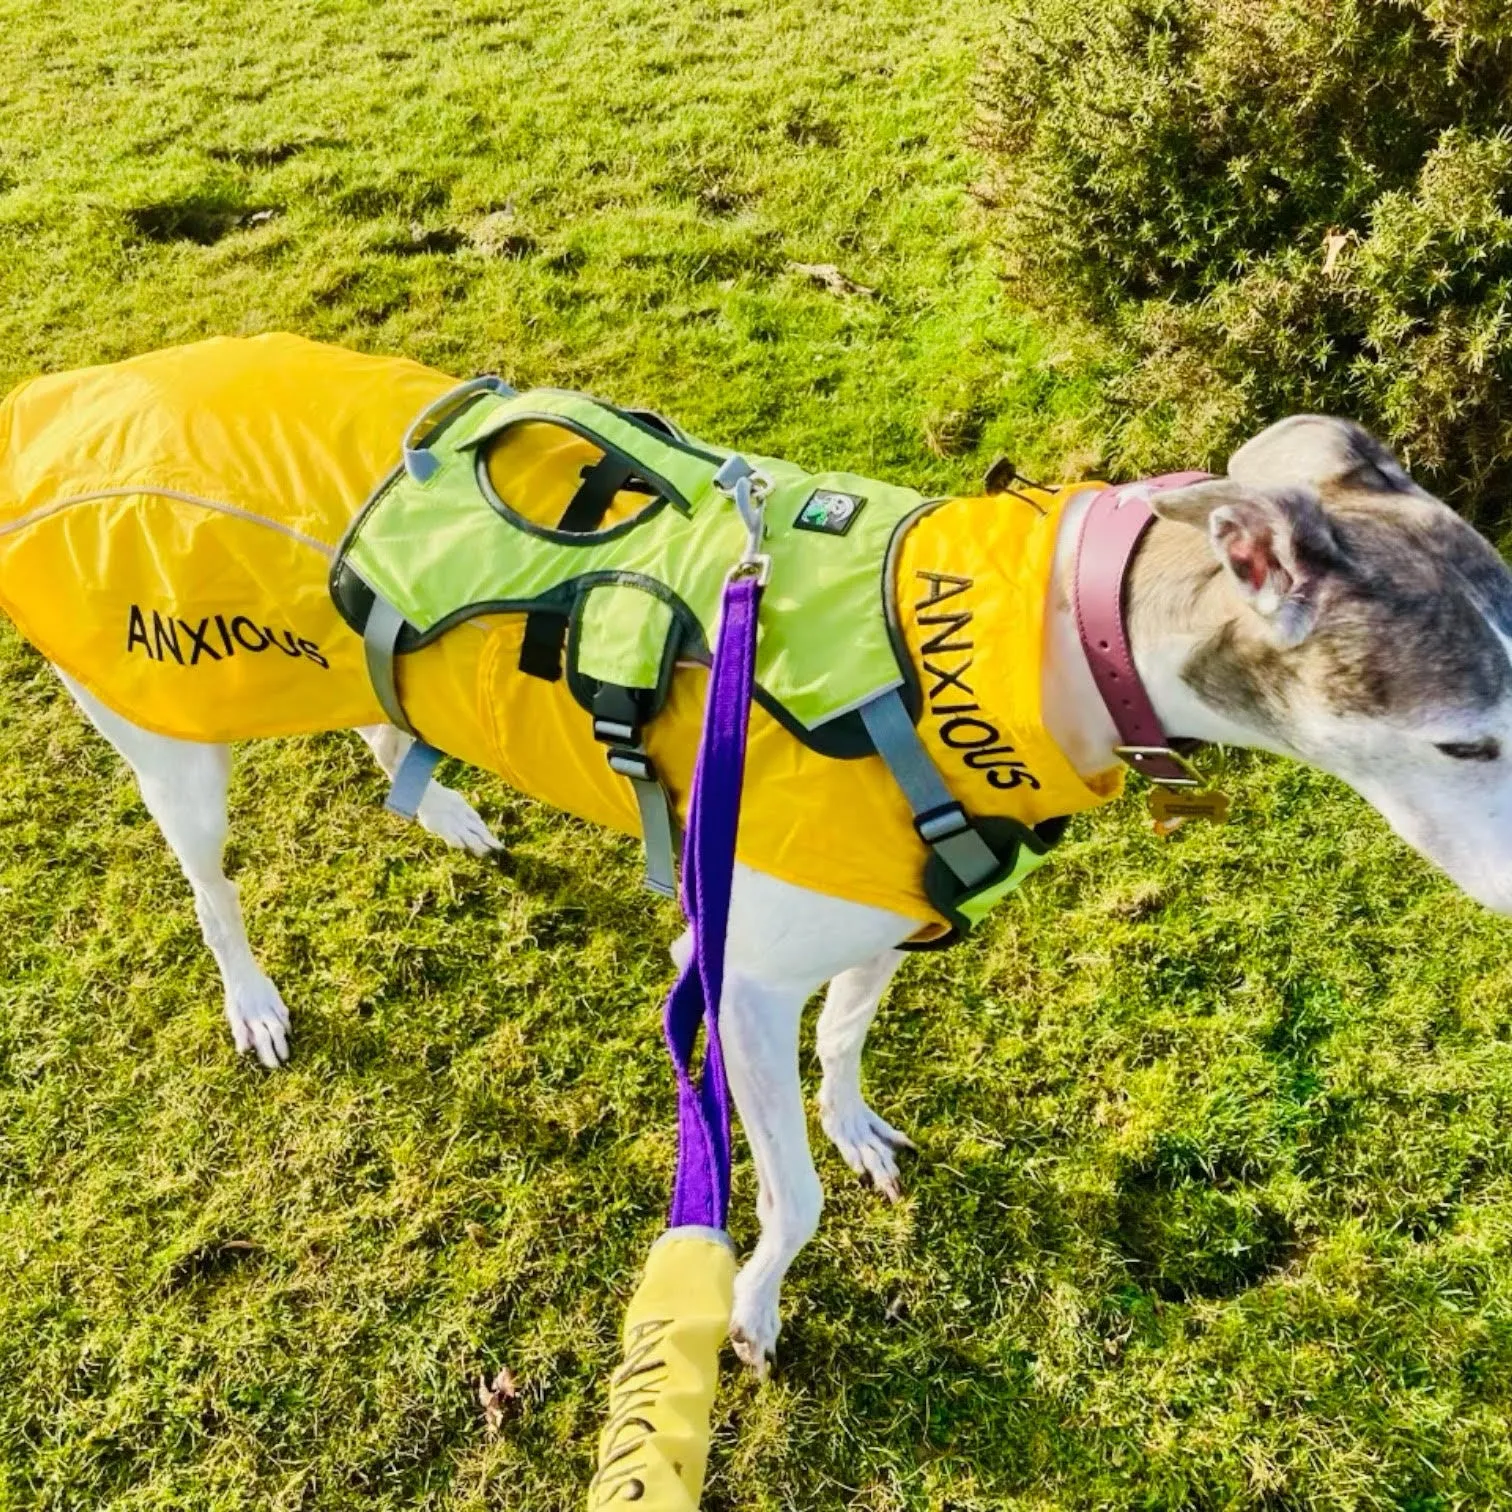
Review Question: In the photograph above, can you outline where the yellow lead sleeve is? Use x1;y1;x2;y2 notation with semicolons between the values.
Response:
588;1229;736;1510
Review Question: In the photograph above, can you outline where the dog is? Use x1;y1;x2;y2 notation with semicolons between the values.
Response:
4;335;1512;1373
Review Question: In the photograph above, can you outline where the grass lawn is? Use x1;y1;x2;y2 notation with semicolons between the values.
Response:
3;0;1512;1507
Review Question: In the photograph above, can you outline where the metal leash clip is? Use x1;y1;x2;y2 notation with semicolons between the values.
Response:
713;454;772;585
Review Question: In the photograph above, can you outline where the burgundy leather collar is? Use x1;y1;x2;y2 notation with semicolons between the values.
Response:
1072;473;1211;787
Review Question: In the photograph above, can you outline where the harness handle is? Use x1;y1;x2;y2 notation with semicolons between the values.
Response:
401;375;516;483
459;389;726;517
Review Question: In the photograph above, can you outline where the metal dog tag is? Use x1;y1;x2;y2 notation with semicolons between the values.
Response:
1148;785;1231;833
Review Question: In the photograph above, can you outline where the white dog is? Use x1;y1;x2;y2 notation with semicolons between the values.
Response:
6;341;1511;1370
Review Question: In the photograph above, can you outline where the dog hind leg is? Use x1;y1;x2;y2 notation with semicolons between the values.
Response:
816;949;914;1200
719;969;820;1376
724;954;912;1371
699;869;920;1372
55;670;290;1067
355;724;502;857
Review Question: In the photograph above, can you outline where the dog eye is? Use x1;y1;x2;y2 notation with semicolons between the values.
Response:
1436;739;1501;762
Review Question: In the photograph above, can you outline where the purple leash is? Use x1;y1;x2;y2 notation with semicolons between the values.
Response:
662;566;763;1231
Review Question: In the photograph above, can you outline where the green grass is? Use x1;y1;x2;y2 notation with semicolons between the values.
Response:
2;0;1512;1507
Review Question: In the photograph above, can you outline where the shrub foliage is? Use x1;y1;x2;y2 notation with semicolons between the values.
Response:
980;0;1512;510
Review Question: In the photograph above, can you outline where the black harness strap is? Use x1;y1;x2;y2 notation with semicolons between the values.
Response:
518;612;569;681
517;455;655;681
560;454;647;531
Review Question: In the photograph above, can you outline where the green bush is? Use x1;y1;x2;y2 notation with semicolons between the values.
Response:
979;0;1512;511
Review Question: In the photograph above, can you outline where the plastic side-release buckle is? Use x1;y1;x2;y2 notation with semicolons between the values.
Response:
595;709;660;790
592;715;639;746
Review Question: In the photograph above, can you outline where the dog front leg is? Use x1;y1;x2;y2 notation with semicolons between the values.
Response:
816;949;914;1199
56;670;289;1067
355;724;502;857
719;971;821;1376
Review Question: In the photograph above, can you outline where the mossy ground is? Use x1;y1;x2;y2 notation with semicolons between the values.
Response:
2;1;1511;1507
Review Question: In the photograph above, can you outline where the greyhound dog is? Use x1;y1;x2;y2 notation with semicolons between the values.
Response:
16;402;1512;1372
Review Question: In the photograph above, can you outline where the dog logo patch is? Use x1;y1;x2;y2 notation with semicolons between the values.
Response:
794;489;865;536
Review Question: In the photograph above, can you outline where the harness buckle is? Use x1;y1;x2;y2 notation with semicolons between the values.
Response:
592;716;639;746
592;688;660;783
606;747;657;784
913;801;974;846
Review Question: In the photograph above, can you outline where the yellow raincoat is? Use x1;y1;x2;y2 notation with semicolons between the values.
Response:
0;334;1122;929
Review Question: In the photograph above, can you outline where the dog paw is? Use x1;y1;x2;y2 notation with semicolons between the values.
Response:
225;974;291;1069
820;1097;915;1202
730;1284;780;1378
417;785;502;857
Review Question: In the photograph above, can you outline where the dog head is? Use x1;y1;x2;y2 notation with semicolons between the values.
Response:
1149;416;1512;913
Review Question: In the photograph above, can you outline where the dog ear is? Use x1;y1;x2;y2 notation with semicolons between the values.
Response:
1152;479;1344;648
1228;415;1420;497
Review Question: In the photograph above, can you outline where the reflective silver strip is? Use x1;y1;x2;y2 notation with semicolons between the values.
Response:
363;594;413;735
0;487;334;555
384;740;442;819
859;689;999;888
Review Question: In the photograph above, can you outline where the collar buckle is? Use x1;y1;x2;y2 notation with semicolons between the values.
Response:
1112;743;1204;788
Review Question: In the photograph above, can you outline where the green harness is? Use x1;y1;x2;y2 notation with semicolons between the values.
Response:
330;378;1058;934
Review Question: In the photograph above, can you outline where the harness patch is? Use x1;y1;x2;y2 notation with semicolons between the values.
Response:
794;489;865;536
125;605;329;669
913;570;1039;792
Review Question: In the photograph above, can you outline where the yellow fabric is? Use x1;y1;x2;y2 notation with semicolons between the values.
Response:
0;334;1124;930
897;492;1125;835
588;1231;735;1510
428;488;1125;933
0;333;456;739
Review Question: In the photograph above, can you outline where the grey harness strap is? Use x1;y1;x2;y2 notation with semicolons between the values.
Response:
385;739;443;819
364;585;675;884
363;591;445;819
859;688;999;888
615;751;679;900
595;704;679;899
363;593;414;734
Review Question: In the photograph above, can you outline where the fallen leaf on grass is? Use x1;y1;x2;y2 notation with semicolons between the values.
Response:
1321;228;1356;277
786;261;876;298
477;1366;520;1436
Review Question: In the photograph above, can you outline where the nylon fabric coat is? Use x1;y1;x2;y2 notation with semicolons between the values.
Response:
0;334;1123;931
